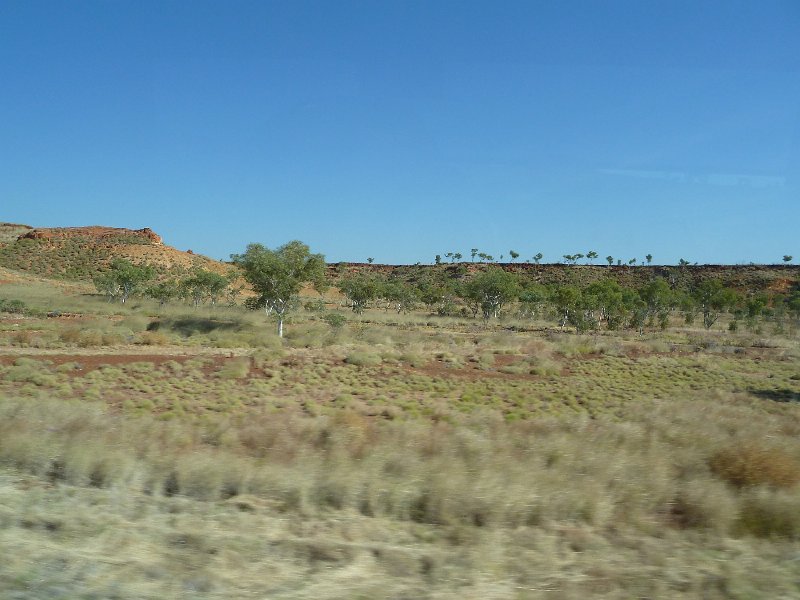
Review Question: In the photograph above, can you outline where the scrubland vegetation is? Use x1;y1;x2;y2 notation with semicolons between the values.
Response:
1;244;799;598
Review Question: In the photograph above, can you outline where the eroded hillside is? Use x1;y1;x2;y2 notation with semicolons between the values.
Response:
0;224;230;281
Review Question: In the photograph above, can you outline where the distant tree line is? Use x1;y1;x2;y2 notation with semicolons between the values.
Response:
436;250;796;266
337;266;800;333
92;246;800;337
93;259;240;308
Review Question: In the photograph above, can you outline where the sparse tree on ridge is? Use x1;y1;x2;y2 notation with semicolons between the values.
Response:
509;250;519;262
784;255;793;264
232;241;326;338
586;251;598;264
646;254;653;265
471;248;478;262
533;252;543;265
606;255;614;266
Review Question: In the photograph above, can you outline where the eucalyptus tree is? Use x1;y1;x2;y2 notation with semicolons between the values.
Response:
338;274;379;315
586;251;598;264
639;278;674;328
692;279;739;329
509;250;519;262
461;267;520;319
518;284;548;319
232;241;327;337
181;268;229;307
380;280;419;313
416;276;457;316
585;279;625;329
551;285;581;329
606;255;614;266
145;280;179;307
533;252;543;265
93;258;155;303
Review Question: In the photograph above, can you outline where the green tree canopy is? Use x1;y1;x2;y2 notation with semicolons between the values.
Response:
339;274;380;314
692;279;739;329
181;269;229;307
462;268;520;319
93;258;155;303
232;241;326;337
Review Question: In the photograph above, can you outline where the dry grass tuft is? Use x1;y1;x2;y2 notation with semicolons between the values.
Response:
709;442;800;489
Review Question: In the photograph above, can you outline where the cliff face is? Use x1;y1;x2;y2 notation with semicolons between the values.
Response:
18;226;163;245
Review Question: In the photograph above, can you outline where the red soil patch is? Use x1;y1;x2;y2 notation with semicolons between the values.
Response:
0;353;196;374
406;356;540;382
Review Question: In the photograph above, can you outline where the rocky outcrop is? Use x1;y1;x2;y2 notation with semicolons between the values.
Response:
18;226;163;245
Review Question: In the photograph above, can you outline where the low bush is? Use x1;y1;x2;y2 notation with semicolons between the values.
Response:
344;351;382;367
135;331;172;346
737;489;800;538
0;298;26;314
216;357;251;380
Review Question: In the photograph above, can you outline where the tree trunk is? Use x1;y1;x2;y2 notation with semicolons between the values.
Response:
277;316;284;338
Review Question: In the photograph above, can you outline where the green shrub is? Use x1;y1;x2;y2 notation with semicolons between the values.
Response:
399;352;426;368
322;312;347;329
0;298;26;314
738;490;800;538
216;357;251;379
344;351;382;367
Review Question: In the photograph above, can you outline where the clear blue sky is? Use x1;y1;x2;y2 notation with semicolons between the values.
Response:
2;1;798;264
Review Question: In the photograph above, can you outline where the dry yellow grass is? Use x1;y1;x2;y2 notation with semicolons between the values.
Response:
0;277;799;597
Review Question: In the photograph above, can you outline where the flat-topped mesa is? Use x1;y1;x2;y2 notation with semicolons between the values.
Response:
18;226;163;245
